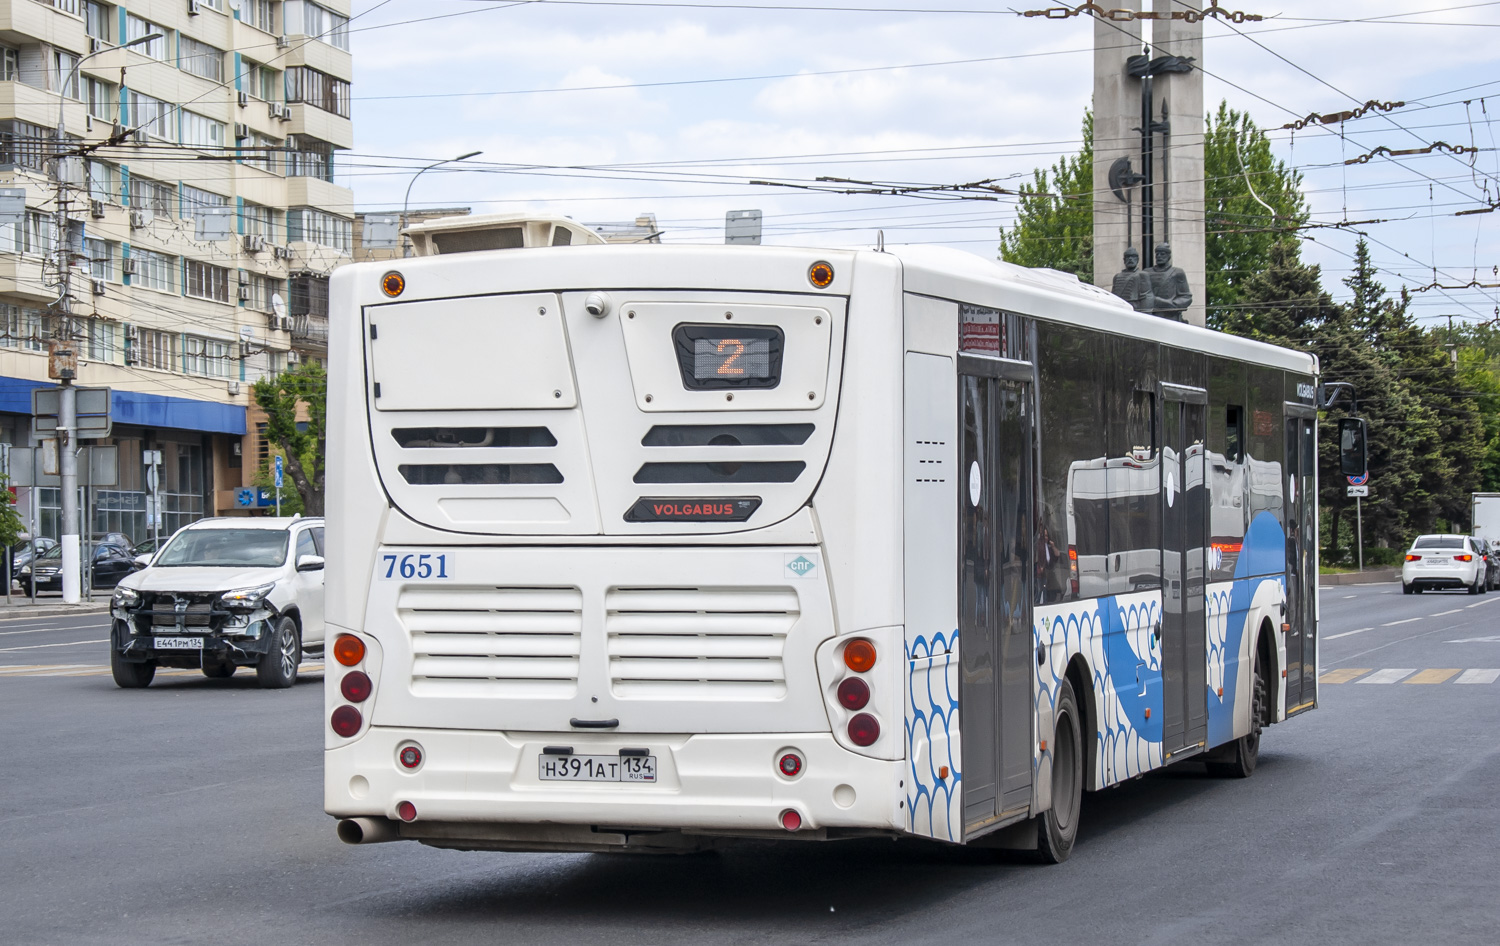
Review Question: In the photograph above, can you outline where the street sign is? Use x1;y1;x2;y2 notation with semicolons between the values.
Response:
1347;472;1369;486
32;386;112;438
1347;485;1369;497
274;455;284;489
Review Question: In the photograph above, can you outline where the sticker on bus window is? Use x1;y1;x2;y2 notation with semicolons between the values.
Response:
378;553;452;580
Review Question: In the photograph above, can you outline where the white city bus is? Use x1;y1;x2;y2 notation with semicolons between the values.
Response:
324;217;1325;861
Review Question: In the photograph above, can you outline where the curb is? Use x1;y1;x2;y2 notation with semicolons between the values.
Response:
0;603;112;618
1319;569;1400;587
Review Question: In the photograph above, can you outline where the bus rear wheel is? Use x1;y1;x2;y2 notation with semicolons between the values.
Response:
1036;679;1082;864
1207;650;1264;779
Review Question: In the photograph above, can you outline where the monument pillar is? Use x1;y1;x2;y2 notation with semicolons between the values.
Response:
1091;2;1142;297
1152;0;1206;327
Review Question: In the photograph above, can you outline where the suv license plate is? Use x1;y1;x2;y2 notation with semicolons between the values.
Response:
155;636;204;650
539;754;656;782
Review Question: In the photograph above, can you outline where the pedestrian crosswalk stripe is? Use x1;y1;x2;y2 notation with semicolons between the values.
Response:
1319;668;1372;684
1405;669;1461;684
1356;669;1417;684
1456;669;1500;684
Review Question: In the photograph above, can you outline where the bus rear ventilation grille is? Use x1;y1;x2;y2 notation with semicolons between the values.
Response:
632;461;805;485
391;426;557;448
399;463;564;485
641;424;814;447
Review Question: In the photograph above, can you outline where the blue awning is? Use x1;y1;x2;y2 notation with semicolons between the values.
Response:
0;376;246;436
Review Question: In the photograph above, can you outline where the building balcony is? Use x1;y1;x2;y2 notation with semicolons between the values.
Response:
0;0;87;50
289;313;328;348
285;104;352;150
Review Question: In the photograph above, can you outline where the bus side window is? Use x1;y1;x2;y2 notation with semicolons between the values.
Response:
1226;406;1244;464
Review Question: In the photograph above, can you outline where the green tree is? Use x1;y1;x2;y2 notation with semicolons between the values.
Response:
997;111;1094;282
0;476;23;549
251;361;327;516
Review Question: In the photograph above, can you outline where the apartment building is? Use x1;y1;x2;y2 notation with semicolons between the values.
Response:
0;0;352;540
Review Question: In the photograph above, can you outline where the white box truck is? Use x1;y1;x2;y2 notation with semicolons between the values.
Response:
1473;493;1500;544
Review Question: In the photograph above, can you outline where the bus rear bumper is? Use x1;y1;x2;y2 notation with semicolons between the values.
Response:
326;728;904;846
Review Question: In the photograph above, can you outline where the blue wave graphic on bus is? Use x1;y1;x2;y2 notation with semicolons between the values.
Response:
1099;599;1163;745
1206;511;1287;746
905;631;961;840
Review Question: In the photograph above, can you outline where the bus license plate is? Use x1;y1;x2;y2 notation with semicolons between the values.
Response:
155;636;203;650
539;754;656;783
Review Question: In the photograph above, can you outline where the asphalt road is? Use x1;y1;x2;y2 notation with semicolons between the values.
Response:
2;584;1497;946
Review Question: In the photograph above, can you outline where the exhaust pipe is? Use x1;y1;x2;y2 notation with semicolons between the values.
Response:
337;817;401;845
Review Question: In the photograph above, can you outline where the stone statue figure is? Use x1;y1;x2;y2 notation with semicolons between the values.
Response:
1148;242;1193;322
1110;247;1155;314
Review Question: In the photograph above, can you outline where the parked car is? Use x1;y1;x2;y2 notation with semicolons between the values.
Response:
108;517;326;689
19;541;139;595
1475;537;1500;591
1402;534;1487;594
129;535;170;570
7;537;58;577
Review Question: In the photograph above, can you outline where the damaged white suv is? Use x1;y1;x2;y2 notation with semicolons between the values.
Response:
109;517;325;689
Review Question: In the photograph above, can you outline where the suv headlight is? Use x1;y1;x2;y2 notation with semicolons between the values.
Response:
111;586;139;608
220;583;276;609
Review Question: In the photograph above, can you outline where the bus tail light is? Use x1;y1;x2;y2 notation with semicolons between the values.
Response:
836;676;870;710
396;800;417;822
333;634;366;667
847;713;880;747
399;744;424;770
1069;546;1080;596
778;751;803;778
340;671;372;703
331;705;363;738
780;809;802;831
842;639;876;673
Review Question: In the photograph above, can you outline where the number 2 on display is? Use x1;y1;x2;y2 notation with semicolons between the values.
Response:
716;338;745;375
381;553;449;580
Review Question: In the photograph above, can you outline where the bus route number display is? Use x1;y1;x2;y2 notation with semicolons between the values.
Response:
672;323;784;390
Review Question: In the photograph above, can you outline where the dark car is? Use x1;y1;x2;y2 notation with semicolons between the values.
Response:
20;542;139;595
1476;537;1500;590
7;538;58;577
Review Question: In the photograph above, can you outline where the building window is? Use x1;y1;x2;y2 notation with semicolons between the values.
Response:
287;1;349;50
84;77;116;122
84;2;112;42
240;132;282;174
84;238;114;280
243;273;279;312
289;274;329;318
285;66;349;117
0;304;48;351
135;328;176;371
243;0;278;34
0;46;17;82
181;111;225;150
87;319;115;363
129;175;176;219
52;50;80;99
181;185;227;221
86;160;117;203
179;37;225;83
127;90;172;140
242;202;276;238
125;16;169;61
286;208;351;253
285;136;334;182
186;260;232;304
183;335;231;377
0;212;55;256
240;60;280;102
0;120;51;173
130;248;176;293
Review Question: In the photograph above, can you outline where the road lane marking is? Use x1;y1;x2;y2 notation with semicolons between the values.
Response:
1456;669;1500;684
1356;668;1417;684
0;663;92;674
0;639;107;652
1434;609;1463;616
1405;669;1461;684
1325;628;1373;640
1381;618;1421;627
1447;636;1500;643
1466;599;1497;608
1319;668;1372;684
1342;595;1357;599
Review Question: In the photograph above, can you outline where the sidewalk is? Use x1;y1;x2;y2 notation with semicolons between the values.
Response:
0;594;112;618
1319;568;1400;587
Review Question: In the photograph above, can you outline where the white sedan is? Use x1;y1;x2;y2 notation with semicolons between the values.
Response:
1402;534;1486;595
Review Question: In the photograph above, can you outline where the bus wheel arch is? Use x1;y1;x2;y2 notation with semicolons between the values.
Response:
1257;618;1278;725
1063;655;1098;792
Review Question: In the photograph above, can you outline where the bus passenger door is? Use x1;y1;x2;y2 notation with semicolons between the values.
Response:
1161;384;1208;756
958;354;1035;834
1284;408;1318;713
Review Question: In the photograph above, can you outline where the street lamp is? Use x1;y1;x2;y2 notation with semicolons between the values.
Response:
401;150;483;257
49;29;160;606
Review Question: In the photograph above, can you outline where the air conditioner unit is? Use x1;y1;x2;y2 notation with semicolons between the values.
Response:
188;0;201;15
237;89;249;107
88;37;104;55
234;122;250;140
269;103;289;121
286;350;301;364
131;127;148;144
238;285;252;301
125;326;139;342
91;278;107;297
121;258;138;276
124;347;139;365
129;209;147;230
243;233;265;253
272;245;291;261
276;35;290;49
89;199;105;219
227;380;241;395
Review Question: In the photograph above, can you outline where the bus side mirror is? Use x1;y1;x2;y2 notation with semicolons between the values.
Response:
1339;417;1367;477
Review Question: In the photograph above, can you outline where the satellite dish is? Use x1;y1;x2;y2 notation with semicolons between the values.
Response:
271;293;286;321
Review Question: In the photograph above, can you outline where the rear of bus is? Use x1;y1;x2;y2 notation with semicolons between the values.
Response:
323;238;910;851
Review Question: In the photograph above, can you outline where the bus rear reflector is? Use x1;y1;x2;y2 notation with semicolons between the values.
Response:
341;671;372;703
847;713;880;746
397;801;417;822
836;676;870;710
781;809;802;831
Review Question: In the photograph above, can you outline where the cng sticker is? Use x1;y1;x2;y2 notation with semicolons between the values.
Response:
785;554;819;579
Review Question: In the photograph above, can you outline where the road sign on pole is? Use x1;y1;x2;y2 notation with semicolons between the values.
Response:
274;455;283;516
1347;472;1369;487
1347;485;1369;497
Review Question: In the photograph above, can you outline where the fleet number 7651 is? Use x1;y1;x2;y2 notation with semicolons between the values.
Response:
381;553;449;579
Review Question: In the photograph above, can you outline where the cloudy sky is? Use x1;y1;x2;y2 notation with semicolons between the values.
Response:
344;0;1499;323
